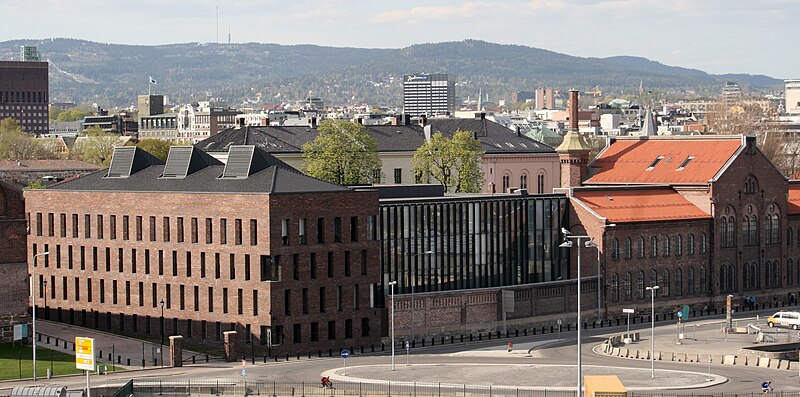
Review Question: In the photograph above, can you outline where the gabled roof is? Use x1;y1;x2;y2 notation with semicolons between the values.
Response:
196;124;428;154
572;187;711;223
427;118;554;154
789;182;800;215
585;136;743;185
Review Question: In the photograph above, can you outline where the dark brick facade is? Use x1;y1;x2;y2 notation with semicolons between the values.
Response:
23;188;384;356
0;181;28;342
0;61;49;134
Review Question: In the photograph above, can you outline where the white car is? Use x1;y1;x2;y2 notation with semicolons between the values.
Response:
767;311;800;329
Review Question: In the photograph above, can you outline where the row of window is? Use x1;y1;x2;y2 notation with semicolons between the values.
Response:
37;275;369;316
41;308;371;346
610;267;708;301
32;244;370;282
720;260;786;292
719;205;780;248
610;233;708;260
0;91;48;104
280;216;377;246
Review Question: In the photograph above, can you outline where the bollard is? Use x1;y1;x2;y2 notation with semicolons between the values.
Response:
450;335;454;343
371;345;375;352
470;334;473;342
193;356;196;364
422;339;426;346
441;337;445;345
524;329;527;336
206;354;210;362
319;350;322;357
478;334;482;341
308;351;312;359
274;355;278;362
515;330;519;337
461;335;464;342
253;355;256;364
285;353;289;361
127;358;130;366
141;359;145;368
329;349;333;357
550;325;554;333
533;328;537;335
297;352;300;360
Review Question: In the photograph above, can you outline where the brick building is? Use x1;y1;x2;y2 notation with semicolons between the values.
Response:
0;180;28;342
0;61;49;134
24;145;384;355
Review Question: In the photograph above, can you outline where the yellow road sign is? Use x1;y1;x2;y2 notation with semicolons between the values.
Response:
75;337;95;371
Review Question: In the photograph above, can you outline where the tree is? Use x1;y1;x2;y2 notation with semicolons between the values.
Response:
134;139;173;161
70;126;124;166
25;180;46;189
413;130;485;193
0;118;58;160
302;119;381;185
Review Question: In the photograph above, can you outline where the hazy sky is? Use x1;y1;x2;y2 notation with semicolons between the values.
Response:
1;0;795;78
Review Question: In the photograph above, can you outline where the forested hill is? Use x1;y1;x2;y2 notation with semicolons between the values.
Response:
0;38;782;107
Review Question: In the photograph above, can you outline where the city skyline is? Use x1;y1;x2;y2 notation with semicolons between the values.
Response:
0;0;796;79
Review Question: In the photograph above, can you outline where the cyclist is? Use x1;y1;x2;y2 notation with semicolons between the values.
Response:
321;376;334;389
761;380;773;396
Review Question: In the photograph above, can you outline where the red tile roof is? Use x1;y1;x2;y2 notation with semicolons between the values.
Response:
585;137;742;185
789;183;800;215
572;187;711;223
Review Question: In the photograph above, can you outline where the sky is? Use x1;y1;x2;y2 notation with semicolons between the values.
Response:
1;0;796;78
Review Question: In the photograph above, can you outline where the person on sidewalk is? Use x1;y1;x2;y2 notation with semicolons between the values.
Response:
761;380;772;396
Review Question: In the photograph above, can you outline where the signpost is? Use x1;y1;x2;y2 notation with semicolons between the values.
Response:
557;319;562;340
622;309;634;343
405;341;410;366
341;349;350;376
241;359;246;379
75;337;95;397
676;310;684;344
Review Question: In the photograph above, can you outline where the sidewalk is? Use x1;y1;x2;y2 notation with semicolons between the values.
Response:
35;320;207;368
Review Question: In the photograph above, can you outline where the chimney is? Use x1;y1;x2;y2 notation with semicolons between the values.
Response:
488;182;496;194
391;115;401;126
260;117;270;126
569;89;579;131
235;116;245;128
403;114;411;125
423;125;432;141
309;117;317;128
515;125;521;136
418;115;427;126
474;112;486;120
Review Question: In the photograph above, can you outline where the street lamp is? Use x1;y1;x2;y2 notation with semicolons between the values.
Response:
646;285;660;379
596;223;616;320
559;228;593;396
31;251;50;381
159;299;165;367
409;250;433;341
388;281;397;371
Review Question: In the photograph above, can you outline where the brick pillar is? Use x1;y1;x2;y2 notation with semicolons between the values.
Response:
169;335;183;367
223;331;237;362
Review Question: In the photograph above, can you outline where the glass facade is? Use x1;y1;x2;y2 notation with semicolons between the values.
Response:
378;194;569;305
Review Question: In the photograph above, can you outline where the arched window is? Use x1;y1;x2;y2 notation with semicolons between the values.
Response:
749;215;758;245
744;175;758;194
720;217;729;247
789;228;793;248
637;237;645;258
729;264;736;291
727;216;735;247
519;173;528;190
650;236;658;257
676;235;683;256
772;261;779;287
662;235;671;257
537;172;545;194
770;213;780;245
741;216;750;245
675;268;683;295
611;273;619;302
624;238;632;259
701;233;708;253
750;262;758;289
688;267;695;295
624;272;632;300
688;234;695;255
650;270;658;289
720;266;727;292
662;269;670;296
700;266;707;293
611;238;619;260
788;259;793;286
637;271;645;299
502;174;510;193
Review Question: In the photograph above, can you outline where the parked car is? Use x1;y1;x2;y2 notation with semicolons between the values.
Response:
767;311;800;329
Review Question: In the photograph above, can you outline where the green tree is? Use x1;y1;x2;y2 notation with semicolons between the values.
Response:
0;118;58;160
70;127;124;166
412;130;484;193
134;139;173;161
25;180;46;189
302;119;381;185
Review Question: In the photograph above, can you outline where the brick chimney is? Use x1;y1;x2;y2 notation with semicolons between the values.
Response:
555;89;592;188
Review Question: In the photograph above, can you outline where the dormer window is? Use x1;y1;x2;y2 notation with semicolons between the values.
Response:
646;156;664;171
744;175;758;194
676;156;694;171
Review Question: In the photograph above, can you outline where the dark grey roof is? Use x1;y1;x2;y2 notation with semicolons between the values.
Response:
50;145;349;194
197;124;427;153
427;119;555;154
162;146;223;179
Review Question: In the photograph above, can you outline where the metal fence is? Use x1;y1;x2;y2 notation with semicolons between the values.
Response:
130;380;800;397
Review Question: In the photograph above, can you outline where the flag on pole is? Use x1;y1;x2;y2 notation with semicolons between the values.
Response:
149;76;157;85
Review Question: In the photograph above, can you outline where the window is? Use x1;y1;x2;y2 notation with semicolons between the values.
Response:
610;273;619;301
637;237;645;258
611;238;619;260
250;219;258;246
135;216;143;241
316;218;325;244
281;219;289;245
637;271;645;299
163;217;170;242
646;155;664;170
687;234;695;255
676;156;694;171
675;235;682;256
623;238;632;259
215;253;221;279
237;289;243;314
59;213;66;237
220;218;227;244
205;218;213;244
327;252;334;277
194;286;200;311
208;287;214;312
200;252;205;278
662;235;670;257
292;254;299;280
650;236;658;257
687;267;695;295
394;168;402;184
333;217;341;243
353;284;360;309
302;288;309;314
319;287;326;313
244;255;250;280
229;254;236;279
284;289;291;315
662;270;670;296
624;272;631;300
336;286;343;311
350;217;358;242
47;213;54;236
299;218;307;245
149;216;156;241
700;266;707;293
84;214;91;238
744;175;758;194
222;287;228;313
701;233;708;254
789;228;794;248
260;255;279;281
185;252;192;277
520;174;527;190
537;173;545;194
72;214;79;237
373;168;382;183
328;320;336;340
367;216;377;241
675;268;682;295
360;250;368;275
180;285;185;310
345;319;353;339
234;219;242;245
502;174;510;193
789;259;794;286
311;322;319;342
362;318;370;337
191;218;198;243
345;251;351;276
310;253;317;279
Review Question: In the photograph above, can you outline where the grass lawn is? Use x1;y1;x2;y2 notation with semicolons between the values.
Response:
0;343;89;380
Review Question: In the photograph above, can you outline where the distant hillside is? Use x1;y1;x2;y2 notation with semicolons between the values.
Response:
0;38;783;108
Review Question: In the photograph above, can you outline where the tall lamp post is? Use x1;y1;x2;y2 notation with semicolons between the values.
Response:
388;281;397;371
646;285;660;379
159;299;165;367
597;224;616;320
31;251;49;382
559;228;593;396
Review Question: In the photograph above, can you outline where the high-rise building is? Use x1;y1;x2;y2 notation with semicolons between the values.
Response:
19;46;41;61
0;61;49;134
722;81;742;105
535;88;555;110
137;95;165;122
402;73;455;116
785;79;800;115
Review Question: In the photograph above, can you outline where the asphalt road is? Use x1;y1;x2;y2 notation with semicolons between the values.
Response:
2;306;798;395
